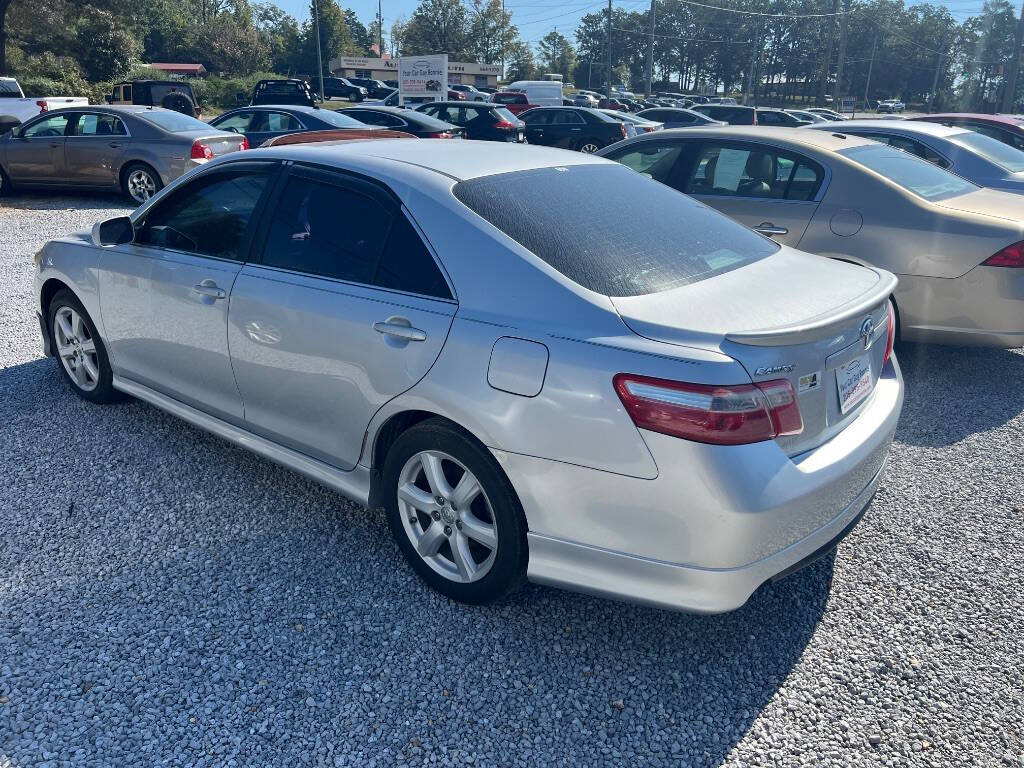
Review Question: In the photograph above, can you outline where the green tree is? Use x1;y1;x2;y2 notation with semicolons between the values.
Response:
402;0;471;58
537;29;576;81
505;38;534;80
467;0;516;65
75;5;139;81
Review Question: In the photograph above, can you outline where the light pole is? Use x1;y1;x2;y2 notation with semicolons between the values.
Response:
312;0;325;102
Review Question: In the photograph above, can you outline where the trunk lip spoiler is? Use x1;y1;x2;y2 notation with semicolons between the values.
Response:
724;268;897;347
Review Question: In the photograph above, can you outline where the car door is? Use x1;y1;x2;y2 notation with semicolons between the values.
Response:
547;109;585;147
227;164;456;470
522;109;553;145
677;140;825;247
64;112;129;187
6;112;71;183
97;162;277;423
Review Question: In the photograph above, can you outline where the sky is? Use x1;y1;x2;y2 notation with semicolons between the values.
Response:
276;0;996;58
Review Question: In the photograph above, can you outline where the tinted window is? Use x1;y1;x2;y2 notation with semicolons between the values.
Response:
521;110;551;125
348;110;401;127
756;111;783;125
492;107;518;122
375;215;452;299
142;110;212;132
253;111;304;132
22;114;69;138
71;113;127;136
951;129;1024;172
311;109;365;128
453;164;776;297
136;171;269;260
685;144;823;200
261;176;391;283
606;143;682;183
841;143;977;200
551;110;584;125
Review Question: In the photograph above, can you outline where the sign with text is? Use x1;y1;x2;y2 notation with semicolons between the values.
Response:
840;97;856;113
398;54;448;106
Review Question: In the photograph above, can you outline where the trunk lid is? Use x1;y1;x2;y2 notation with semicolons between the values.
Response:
933;187;1024;223
182;131;246;157
610;248;896;456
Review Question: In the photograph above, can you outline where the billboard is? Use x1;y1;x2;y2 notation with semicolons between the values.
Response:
398;54;448;106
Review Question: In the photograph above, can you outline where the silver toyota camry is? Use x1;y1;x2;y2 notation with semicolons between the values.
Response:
33;140;904;613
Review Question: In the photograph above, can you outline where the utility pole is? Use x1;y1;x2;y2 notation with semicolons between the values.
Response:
645;0;656;98
816;0;840;106
929;50;944;113
833;0;849;107
377;0;383;56
1002;0;1024;112
312;0;325;102
862;35;877;116
745;19;759;105
606;0;613;98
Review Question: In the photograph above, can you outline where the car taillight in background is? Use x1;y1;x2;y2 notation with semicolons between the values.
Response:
613;374;803;446
493;120;515;130
190;140;214;160
883;302;896;368
426;131;455;138
239;137;250;150
620;123;628;138
36;100;48;113
983;241;1024;267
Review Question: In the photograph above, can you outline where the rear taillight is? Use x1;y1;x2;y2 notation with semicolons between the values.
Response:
883;302;896;368
494;120;515;130
613;374;803;446
190;140;214;160
983;241;1024;267
239;137;249;150
36;100;48;113
620;123;628;138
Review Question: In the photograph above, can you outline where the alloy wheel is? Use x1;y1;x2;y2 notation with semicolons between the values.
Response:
397;450;498;584
579;142;600;153
127;169;157;202
54;306;100;392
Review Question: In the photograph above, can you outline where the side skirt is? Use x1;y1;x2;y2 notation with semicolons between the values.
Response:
113;375;372;507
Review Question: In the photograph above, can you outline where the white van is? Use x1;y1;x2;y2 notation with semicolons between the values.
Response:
505;80;563;107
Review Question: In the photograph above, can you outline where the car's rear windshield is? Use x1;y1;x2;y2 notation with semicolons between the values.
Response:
452;164;776;297
841;143;978;200
0;80;21;97
950;130;1024;172
313;109;364;128
142;110;212;132
492;106;517;122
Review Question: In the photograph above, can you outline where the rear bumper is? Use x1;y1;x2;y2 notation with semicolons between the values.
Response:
896;267;1024;348
500;356;903;613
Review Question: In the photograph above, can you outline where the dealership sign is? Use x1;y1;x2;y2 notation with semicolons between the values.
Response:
398;54;448;105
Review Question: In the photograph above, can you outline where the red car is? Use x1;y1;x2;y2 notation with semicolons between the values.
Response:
489;91;534;116
598;98;627;111
912;113;1024;151
447;89;467;101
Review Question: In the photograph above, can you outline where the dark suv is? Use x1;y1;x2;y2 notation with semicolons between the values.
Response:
322;77;368;101
520;107;627;153
692;104;757;125
106;80;201;117
416;102;525;142
251;79;319;107
346;78;392;98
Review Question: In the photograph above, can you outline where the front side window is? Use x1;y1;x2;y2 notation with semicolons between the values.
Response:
551;110;584;125
136;170;270;260
254;111;304;133
521;110;551;125
122;85;133;101
71;113;127;137
214;111;254;134
841;143;977;201
453;164;776;297
685;144;823;200
22;114;69;138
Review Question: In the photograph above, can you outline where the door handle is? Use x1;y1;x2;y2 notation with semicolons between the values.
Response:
109;142;122;148
192;281;226;299
754;223;789;236
49;142;60;148
373;319;426;342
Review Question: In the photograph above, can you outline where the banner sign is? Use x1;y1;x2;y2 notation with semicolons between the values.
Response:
398;55;448;106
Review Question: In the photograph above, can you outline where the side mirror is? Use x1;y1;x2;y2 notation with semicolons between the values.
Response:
91;216;135;247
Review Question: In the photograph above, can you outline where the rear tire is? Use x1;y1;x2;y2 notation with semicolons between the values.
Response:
47;289;123;404
121;162;162;204
381;418;527;605
0;165;11;197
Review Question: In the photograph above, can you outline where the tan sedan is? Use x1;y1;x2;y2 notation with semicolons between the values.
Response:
599;126;1024;348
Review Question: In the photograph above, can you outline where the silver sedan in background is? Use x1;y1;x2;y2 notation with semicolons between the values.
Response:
809;118;1024;194
600;127;1024;348
0;105;246;203
33;140;902;613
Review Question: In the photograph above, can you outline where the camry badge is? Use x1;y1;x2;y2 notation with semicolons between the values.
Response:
754;364;795;376
860;317;875;350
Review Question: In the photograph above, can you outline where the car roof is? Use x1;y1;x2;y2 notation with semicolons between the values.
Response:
243;138;608;181
421;101;494;107
633;125;877;152
918;112;1024;126
825;119;964;137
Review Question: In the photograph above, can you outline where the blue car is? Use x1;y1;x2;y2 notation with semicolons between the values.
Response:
208;105;378;147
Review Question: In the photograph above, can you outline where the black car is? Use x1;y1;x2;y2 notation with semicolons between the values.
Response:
346;77;392;99
106;80;201;117
691;104;757;125
519;106;627;153
755;108;810;127
415;102;525;142
322;77;368;102
636;107;721;129
251;79;320;107
209;105;377;147
343;106;464;138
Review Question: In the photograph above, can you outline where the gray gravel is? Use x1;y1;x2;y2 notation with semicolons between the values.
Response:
1;192;1023;767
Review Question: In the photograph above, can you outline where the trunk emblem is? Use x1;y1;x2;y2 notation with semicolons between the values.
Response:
860;317;875;350
754;364;794;376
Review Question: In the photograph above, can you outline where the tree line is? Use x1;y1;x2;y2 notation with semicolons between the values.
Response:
1;0;1023;111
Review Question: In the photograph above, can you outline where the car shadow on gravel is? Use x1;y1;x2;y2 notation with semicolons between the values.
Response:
0;357;833;766
893;343;1024;447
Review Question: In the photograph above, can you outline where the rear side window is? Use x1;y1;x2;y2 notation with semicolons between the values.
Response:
841;143;977;200
453;164;776;297
375;216;452;299
685;144;824;201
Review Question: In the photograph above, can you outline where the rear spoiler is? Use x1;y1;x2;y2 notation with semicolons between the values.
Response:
725;268;898;347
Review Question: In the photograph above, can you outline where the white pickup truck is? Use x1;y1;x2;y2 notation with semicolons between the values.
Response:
0;77;89;129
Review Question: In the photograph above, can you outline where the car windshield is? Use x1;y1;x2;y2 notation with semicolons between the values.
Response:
141;110;212;132
841;143;978;200
311;109;364;128
453;164;776;297
951;129;1024;172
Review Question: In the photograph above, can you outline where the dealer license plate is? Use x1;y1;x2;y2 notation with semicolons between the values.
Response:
836;354;873;414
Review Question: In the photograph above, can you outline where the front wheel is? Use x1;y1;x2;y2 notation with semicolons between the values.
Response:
122;163;162;204
382;419;527;605
48;289;122;404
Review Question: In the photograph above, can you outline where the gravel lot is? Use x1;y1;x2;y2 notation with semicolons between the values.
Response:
1;193;1022;768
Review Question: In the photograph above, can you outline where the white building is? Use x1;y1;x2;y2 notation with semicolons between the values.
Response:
328;55;501;89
